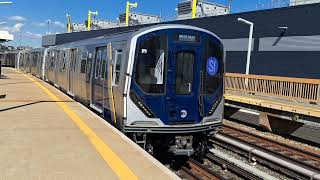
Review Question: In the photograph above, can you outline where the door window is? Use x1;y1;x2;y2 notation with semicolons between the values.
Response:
100;49;107;79
94;48;106;79
69;49;77;72
95;50;102;79
113;50;122;85
175;52;195;95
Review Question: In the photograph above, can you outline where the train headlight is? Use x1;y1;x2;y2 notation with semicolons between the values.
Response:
130;92;155;118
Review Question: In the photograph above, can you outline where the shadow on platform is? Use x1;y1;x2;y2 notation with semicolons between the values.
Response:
0;100;75;113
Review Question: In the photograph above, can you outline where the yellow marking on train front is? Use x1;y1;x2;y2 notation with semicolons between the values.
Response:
14;69;138;180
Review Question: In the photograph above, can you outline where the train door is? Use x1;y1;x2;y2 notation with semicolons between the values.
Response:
54;51;60;87
90;47;107;113
68;49;77;96
167;45;202;123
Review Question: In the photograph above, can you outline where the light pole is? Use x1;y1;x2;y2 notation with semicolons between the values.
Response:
87;10;98;31
237;18;254;76
47;20;51;34
126;1;138;27
192;0;197;19
66;14;72;33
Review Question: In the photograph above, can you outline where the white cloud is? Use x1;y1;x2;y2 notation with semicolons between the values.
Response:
0;23;24;33
24;31;42;39
31;22;46;27
32;20;65;29
10;23;24;33
0;26;10;31
8;16;27;22
52;21;65;28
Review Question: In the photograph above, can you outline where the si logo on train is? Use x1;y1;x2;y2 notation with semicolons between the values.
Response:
206;57;219;76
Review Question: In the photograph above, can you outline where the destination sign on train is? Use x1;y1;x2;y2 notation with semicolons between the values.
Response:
177;34;200;43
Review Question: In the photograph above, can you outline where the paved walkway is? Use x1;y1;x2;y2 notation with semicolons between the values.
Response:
0;68;179;180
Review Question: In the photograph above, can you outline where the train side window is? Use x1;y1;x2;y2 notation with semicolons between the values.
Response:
54;51;60;68
80;51;88;74
50;52;55;68
100;49;107;79
61;52;66;70
113;50;122;85
94;49;102;79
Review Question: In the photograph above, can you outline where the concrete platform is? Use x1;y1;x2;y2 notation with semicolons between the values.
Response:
224;92;320;145
225;93;320;119
0;68;179;180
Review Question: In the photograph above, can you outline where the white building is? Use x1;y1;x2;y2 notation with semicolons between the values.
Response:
0;31;13;43
176;0;230;20
91;20;119;30
289;0;320;6
119;12;161;26
72;23;87;32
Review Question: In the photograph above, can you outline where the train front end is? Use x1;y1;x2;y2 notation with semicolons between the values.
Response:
124;25;224;156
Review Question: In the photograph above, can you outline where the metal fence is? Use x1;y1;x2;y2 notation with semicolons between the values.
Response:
225;73;320;102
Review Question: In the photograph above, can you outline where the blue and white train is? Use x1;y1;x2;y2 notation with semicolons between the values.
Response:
16;24;225;156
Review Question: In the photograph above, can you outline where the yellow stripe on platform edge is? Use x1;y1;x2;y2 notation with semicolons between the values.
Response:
15;69;138;180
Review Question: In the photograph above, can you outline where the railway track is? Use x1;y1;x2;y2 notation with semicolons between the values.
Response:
176;152;263;180
210;125;320;179
178;158;222;180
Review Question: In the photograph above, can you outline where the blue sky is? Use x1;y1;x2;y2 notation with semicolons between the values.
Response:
0;0;289;47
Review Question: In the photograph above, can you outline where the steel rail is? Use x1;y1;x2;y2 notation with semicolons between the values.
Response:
212;133;320;179
206;152;262;180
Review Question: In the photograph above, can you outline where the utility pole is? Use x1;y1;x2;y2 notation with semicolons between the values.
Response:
126;1;138;27
192;0;197;19
87;10;98;31
66;14;72;33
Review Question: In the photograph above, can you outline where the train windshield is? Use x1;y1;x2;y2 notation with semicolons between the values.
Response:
134;34;167;94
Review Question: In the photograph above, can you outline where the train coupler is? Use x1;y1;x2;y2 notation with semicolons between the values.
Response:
169;136;194;156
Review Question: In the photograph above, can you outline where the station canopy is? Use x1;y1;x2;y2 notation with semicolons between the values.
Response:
0;31;13;43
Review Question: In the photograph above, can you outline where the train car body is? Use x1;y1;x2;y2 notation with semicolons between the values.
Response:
0;51;18;67
16;24;225;156
29;48;45;77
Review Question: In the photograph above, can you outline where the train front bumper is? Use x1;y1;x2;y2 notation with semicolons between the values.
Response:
124;120;222;134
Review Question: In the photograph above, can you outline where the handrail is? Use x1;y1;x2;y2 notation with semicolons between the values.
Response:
225;73;320;102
